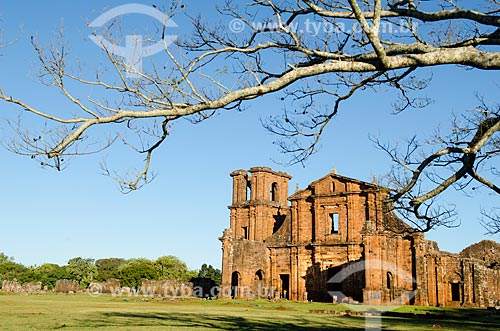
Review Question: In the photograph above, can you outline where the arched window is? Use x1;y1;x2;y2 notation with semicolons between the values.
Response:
332;181;336;193
270;182;278;201
386;272;393;289
246;182;252;201
387;271;394;301
255;270;264;281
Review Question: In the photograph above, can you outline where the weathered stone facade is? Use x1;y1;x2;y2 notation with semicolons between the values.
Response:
55;279;80;293
1;279;42;294
88;278;121;294
220;167;500;307
140;279;194;297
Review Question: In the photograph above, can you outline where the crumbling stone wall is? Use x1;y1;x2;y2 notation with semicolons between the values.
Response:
88;278;121;294
55;279;79;293
1;280;41;294
472;262;500;307
1;279;21;293
460;240;500;268
418;240;500;308
140;279;194;297
21;282;42;294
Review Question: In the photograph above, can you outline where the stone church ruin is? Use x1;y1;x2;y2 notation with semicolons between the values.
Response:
219;167;500;307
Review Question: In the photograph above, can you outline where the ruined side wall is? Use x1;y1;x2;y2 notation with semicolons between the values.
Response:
140;279;194;296
55;279;80;293
1;280;42;294
420;239;500;308
220;238;270;298
468;263;500;307
363;234;415;305
88;279;121;294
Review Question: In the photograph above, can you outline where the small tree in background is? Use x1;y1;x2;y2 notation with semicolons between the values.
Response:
67;257;98;289
0;260;31;285
118;258;158;288
33;263;70;290
197;264;222;286
95;258;126;282
0;253;34;285
154;255;196;281
0;252;13;263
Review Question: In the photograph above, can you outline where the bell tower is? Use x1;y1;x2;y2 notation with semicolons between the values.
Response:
228;167;291;242
220;167;292;299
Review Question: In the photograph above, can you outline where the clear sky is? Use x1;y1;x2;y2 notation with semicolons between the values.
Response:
0;1;498;270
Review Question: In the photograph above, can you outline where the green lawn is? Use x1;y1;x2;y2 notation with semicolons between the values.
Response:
0;293;498;330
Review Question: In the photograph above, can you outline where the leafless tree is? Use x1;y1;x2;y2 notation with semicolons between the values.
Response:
0;1;499;231
373;97;500;233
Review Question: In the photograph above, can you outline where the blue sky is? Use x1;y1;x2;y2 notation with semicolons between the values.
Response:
0;1;498;269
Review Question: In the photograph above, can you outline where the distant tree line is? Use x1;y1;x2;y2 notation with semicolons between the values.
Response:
0;252;221;290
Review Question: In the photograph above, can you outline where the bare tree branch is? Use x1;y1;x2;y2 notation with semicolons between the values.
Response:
0;0;498;234
375;98;500;233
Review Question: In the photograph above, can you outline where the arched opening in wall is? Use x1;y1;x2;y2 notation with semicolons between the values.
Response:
254;270;264;297
387;271;394;301
246;182;251;201
272;211;286;234
332;181;335;193
450;282;460;302
270;182;278;201
231;271;240;299
386;272;393;289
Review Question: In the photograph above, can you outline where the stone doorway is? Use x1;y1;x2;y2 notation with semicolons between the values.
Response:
280;274;289;299
231;271;240;298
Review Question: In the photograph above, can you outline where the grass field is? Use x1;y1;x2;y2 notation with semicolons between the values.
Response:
0;293;498;330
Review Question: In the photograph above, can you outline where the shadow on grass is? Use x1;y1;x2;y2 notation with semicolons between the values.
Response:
81;307;500;331
92;311;362;330
378;308;500;331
